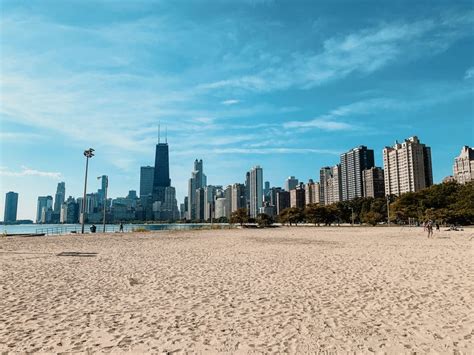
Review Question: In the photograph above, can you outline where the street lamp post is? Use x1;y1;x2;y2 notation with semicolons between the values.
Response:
81;148;95;234
387;195;391;226
98;175;108;233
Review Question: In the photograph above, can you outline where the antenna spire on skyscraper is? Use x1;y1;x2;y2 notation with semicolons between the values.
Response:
158;122;161;143
165;126;168;144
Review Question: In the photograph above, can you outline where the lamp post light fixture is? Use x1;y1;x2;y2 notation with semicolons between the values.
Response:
97;175;108;233
81;148;95;234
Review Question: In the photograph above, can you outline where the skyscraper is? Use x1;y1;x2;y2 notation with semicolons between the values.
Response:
285;176;299;191
152;143;171;203
276;190;290;215
36;196;53;223
195;187;205;221
224;185;233;218
383;136;433;196
215;197;227;219
362;167;385;198
304;180;320;205
320;165;342;205
54;182;66;213
249;166;263;218
187;159;207;220
263;181;271;202
453;146;474;184
290;183;305;209
60;196;79;224
140;166;154;198
340;146;375;200
319;167;331;205
204;185;219;221
4;191;18;223
231;183;246;212
245;171;251;211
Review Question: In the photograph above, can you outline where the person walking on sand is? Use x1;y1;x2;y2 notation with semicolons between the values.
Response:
427;220;433;238
119;222;124;233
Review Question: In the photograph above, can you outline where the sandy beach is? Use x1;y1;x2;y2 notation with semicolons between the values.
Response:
0;226;472;353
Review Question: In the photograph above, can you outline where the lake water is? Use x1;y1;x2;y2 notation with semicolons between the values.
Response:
1;223;231;235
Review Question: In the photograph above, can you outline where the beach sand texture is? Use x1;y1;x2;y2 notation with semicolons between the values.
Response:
0;227;472;353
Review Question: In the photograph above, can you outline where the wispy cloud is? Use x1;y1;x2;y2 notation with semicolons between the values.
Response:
0;166;62;179
199;15;474;93
0;132;45;141
464;67;474;79
283;99;395;130
174;147;340;156
221;99;240;105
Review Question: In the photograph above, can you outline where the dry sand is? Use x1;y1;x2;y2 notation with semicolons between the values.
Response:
0;226;472;353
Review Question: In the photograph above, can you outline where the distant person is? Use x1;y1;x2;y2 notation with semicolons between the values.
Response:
119;222;124;233
90;224;96;233
426;220;433;238
435;222;440;231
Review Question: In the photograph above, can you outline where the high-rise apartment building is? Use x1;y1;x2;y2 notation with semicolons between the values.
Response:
304;180;320;205
276;190;290;215
290;183;305;209
140;166;154;198
340;146;375;200
453;146;474;184
36;196;53;223
249;166;263;218
231;183;246;212
285;176;299;191
53;182;66;213
4;191;18;223
362;167;385;198
320;165;342;205
383;136;433;196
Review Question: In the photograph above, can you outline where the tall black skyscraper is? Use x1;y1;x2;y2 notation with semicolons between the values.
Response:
152;143;171;203
4;191;18;223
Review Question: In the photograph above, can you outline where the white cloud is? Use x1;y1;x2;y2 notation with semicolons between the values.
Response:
199;16;473;93
221;99;240;105
284;119;354;130
0;132;45;141
174;147;340;156
464;67;474;79
283;99;395;130
0;166;62;179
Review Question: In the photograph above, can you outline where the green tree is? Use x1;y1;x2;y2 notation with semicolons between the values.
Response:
304;203;326;226
361;211;384;226
256;213;273;228
230;208;248;226
279;207;304;226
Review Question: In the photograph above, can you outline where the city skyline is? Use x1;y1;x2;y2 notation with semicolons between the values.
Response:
3;136;472;223
1;1;473;219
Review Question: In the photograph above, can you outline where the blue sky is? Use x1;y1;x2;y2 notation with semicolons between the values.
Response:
1;0;473;220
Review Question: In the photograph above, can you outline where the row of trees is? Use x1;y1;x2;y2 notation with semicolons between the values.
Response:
229;182;474;227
